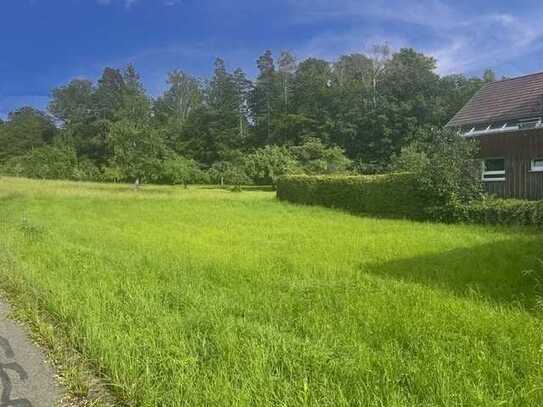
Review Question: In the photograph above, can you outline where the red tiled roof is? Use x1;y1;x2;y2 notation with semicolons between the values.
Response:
446;72;543;128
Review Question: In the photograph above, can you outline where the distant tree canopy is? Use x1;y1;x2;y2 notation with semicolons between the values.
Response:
0;46;493;184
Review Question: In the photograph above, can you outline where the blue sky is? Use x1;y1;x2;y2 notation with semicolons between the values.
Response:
2;0;543;118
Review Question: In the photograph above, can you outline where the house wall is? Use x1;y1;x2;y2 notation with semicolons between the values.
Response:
478;129;543;200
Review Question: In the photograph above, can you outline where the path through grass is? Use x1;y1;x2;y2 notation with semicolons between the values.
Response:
1;177;543;406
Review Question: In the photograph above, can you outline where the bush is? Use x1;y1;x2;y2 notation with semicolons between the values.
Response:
244;146;300;185
277;174;543;228
72;158;100;181
276;173;426;218
2;144;78;180
390;128;483;206
159;155;209;186
208;161;252;187
429;197;543;228
289;138;352;175
100;166;125;183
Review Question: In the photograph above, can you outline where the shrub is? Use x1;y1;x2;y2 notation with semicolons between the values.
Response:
277;174;543;229
390;128;483;206
160;155;208;186
289;138;352;175
208;161;252;187
276;173;426;218
100;166;125;183
429;197;543;228
244;146;300;185
2;144;78;180
72;158;100;181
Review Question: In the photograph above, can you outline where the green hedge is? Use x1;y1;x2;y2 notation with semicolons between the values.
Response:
277;174;543;228
276;174;427;218
430;199;543;228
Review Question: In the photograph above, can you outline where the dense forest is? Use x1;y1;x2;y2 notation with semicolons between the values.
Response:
0;46;495;185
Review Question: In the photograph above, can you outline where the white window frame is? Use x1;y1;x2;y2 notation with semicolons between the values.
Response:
482;158;505;182
530;158;543;172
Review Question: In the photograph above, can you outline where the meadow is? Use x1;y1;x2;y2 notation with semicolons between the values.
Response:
1;176;543;406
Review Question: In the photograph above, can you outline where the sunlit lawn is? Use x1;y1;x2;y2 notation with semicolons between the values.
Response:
1;176;543;406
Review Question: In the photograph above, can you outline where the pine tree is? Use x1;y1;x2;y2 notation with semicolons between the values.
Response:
278;51;297;113
232;68;252;141
251;50;279;145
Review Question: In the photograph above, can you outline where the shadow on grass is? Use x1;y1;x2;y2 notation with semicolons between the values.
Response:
363;237;543;311
276;198;432;223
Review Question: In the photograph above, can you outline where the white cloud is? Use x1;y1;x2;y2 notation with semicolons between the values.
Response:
427;13;543;74
286;0;543;75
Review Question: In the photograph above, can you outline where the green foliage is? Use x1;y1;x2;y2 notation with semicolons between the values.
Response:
388;143;430;175
0;107;57;162
291;58;334;121
72;157;100;181
390;128;483;206
153;70;203;128
2;144;78;180
4;48;489;185
118;64;153;125
290;138;352;175
276;167;543;229
49;79;96;125
244;145;300;185
106;120;167;183
94;67;128;121
100;166;124;183
430;197;543;228
208;160;251;186
276;173;425;218
159;155;209;186
250;50;281;146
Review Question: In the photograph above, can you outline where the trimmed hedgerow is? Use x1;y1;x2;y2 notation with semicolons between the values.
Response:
429;198;543;228
277;174;543;228
276;173;427;218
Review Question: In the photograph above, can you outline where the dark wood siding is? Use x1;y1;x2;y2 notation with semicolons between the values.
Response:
484;180;506;196
478;129;543;199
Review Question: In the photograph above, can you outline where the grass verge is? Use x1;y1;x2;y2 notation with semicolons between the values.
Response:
0;244;117;406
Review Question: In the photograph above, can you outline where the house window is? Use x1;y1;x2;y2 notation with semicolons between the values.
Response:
530;158;543;172
483;158;505;181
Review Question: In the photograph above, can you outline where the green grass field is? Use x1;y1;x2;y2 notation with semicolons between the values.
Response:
1;177;543;406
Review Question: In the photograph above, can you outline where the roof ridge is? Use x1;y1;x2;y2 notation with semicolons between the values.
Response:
486;71;543;86
446;71;543;128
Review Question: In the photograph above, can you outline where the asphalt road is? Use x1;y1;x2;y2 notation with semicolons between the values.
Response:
0;300;60;407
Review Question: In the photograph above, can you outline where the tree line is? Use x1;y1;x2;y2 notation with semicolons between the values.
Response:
0;46;495;185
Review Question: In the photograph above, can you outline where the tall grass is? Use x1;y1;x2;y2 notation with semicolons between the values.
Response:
1;177;543;406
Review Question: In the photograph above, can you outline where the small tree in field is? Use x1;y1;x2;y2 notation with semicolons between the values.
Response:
106;120;166;186
208;160;251;189
160;155;207;187
244;145;300;185
390;128;483;207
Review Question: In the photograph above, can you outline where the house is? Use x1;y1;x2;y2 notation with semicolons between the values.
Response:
446;72;543;200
